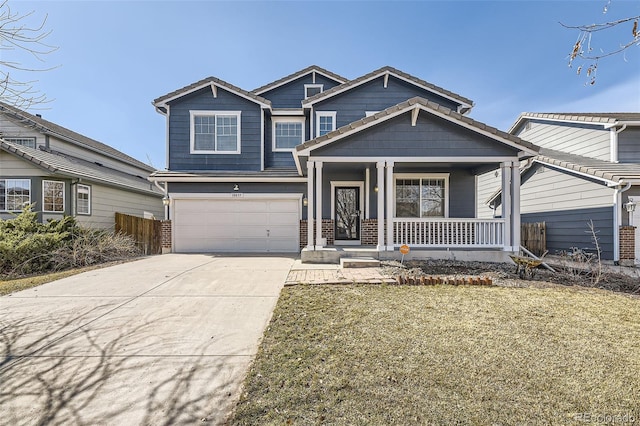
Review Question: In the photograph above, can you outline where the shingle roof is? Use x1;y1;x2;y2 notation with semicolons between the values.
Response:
297;96;537;154
0;102;154;172
252;65;348;95
301;66;474;110
153;76;271;108
510;112;640;133
0;140;161;195
536;148;640;184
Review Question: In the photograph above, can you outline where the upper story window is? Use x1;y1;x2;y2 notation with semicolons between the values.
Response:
273;117;305;151
43;180;65;213
4;137;36;149
190;111;241;154
0;179;30;211
395;174;449;218
304;84;323;99
316;111;336;137
77;184;91;215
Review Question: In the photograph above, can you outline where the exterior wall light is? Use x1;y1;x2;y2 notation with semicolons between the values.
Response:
162;195;170;207
374;186;379;193
625;201;636;213
303;196;308;207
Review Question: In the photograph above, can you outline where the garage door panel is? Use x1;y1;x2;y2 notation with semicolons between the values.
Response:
173;197;300;253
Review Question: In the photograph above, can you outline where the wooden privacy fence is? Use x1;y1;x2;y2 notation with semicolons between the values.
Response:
115;212;162;255
521;222;546;256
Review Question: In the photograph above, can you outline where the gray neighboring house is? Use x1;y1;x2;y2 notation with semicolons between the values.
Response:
149;65;539;262
481;113;640;265
0;102;164;228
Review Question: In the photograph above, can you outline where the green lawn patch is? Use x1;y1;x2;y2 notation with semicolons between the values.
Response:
230;284;640;425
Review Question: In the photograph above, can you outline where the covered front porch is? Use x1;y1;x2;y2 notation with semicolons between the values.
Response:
300;158;522;263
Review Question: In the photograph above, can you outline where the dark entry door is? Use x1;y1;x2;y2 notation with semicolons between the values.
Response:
335;187;360;241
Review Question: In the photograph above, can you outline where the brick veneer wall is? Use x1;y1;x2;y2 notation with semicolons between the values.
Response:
161;220;172;253
362;219;378;245
322;219;335;245
619;226;636;263
300;220;308;249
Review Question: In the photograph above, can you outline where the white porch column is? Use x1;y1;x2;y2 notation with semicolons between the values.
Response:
315;161;324;249
501;161;512;251
511;161;521;252
385;161;394;251
376;161;385;250
306;161;315;250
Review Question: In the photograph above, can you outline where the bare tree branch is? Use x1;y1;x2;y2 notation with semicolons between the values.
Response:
561;1;639;85
0;0;58;109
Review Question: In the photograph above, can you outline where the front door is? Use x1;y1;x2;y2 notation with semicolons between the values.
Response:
335;187;360;241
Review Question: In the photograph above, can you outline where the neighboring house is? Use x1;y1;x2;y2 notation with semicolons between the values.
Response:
478;113;640;264
149;65;539;261
0;102;164;228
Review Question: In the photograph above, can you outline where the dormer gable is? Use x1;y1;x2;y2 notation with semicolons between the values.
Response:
252;65;347;109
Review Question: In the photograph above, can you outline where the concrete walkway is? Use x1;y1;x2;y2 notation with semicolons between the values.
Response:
0;254;294;426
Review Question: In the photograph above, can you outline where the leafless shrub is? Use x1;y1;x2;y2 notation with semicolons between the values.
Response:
51;228;140;270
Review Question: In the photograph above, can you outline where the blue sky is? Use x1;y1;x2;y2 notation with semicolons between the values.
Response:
10;0;640;169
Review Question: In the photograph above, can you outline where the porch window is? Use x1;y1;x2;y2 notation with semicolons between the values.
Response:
395;174;448;218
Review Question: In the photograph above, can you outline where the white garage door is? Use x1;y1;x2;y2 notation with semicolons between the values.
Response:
173;196;300;253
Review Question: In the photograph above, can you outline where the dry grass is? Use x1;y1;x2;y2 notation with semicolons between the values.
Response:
230;284;640;425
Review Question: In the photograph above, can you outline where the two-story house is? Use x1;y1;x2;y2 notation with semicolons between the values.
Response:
149;65;539;262
478;113;640;265
0;102;164;228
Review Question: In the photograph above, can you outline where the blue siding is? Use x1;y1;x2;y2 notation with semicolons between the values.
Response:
522;207;614;260
168;87;262;171
314;75;461;132
618;128;640;163
313;112;518;157
261;74;343;109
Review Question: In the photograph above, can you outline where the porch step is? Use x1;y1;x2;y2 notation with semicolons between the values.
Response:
340;257;381;268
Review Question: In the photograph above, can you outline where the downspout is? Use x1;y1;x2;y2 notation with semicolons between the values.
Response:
609;124;627;163
613;181;632;264
154;180;169;221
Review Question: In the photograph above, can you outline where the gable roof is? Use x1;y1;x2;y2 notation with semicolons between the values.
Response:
510;112;640;133
0;102;154;173
0;140;161;195
296;97;537;156
486;147;640;207
301;66;474;113
252;65;348;95
153;76;272;112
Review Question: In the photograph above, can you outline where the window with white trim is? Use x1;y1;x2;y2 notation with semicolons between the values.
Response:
43;180;65;212
0;179;30;211
190;111;241;154
77;184;91;215
273;117;304;151
304;84;323;99
316;111;336;137
3;137;36;149
395;174;449;218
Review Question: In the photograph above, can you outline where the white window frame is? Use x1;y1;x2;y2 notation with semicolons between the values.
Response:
190;110;242;154
43;180;65;213
304;84;323;99
0;178;31;212
272;116;306;152
393;173;450;218
316;111;337;137
3;137;36;149
76;184;91;215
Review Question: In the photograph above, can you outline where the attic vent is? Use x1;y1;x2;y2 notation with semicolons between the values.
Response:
36;114;42;118
94;161;103;166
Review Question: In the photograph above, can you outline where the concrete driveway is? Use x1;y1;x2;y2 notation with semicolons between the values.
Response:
0;254;295;425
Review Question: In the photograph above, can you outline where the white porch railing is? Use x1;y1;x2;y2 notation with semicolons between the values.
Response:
393;218;505;248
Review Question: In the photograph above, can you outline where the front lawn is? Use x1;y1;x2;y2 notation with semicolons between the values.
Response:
230;284;640;425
